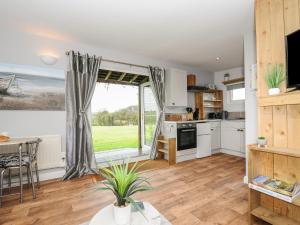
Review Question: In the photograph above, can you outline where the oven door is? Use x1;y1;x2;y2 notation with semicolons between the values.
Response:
177;127;197;150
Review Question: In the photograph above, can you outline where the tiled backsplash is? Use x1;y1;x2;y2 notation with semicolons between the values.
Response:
227;111;245;120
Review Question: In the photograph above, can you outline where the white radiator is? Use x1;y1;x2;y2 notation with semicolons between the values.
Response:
37;135;65;170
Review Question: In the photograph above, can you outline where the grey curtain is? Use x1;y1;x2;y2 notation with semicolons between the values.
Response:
63;51;102;179
148;66;165;159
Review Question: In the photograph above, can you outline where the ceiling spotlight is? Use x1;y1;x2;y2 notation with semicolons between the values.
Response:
40;54;58;65
216;57;221;61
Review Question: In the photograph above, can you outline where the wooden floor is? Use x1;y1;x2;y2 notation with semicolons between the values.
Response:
0;154;248;225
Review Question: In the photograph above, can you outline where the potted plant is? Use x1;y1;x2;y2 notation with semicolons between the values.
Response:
265;64;285;95
99;161;153;225
257;136;267;147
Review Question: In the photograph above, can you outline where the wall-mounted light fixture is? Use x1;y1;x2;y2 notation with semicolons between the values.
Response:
40;54;58;65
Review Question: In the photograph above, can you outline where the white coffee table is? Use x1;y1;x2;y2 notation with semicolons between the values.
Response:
89;202;172;225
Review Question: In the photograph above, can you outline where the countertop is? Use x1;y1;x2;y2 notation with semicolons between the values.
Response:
164;119;245;124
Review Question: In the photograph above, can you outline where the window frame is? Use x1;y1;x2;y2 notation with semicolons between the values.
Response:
227;87;245;105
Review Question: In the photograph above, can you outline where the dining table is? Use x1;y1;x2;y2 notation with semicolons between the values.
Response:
0;137;38;203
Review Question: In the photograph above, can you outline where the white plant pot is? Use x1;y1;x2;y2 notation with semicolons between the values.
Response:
268;88;280;95
113;203;131;225
257;139;267;147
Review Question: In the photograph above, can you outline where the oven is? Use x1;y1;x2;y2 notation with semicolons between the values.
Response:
177;123;197;150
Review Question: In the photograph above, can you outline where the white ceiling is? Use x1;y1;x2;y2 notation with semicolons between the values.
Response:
0;0;254;72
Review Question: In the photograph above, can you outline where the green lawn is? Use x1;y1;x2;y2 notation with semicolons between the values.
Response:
92;126;138;152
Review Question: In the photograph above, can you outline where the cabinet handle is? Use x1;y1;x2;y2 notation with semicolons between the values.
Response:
172;102;175;105
211;129;214;131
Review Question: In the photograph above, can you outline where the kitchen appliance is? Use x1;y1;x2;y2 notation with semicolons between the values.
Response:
207;112;217;119
177;123;197;150
286;29;300;89
193;108;199;120
196;122;212;158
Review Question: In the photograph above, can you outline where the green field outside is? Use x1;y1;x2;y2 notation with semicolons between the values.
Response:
92;124;156;152
92;126;138;152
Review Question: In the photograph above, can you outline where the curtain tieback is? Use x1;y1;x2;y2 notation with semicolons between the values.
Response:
78;110;86;116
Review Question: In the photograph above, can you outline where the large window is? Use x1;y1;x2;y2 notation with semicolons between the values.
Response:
231;87;245;101
142;85;158;147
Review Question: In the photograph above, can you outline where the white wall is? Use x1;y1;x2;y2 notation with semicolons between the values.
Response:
244;31;257;178
214;67;245;112
0;28;213;172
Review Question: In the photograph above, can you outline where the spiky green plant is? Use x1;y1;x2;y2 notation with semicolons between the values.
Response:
98;160;153;207
265;64;285;89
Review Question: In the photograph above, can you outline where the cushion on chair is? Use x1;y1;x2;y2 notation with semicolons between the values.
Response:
0;154;29;168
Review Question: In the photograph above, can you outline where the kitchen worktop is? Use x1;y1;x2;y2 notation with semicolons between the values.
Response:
164;119;245;124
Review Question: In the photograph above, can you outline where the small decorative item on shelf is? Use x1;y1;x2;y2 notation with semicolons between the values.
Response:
265;64;285;96
98;160;153;225
257;136;267;147
224;73;230;81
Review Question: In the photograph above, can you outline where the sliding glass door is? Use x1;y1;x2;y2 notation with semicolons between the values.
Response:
140;82;158;150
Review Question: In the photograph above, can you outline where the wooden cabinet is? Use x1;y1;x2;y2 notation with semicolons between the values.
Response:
248;145;300;225
165;68;187;107
210;122;221;150
221;121;245;153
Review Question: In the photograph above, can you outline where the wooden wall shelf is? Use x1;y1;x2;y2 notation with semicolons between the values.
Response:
258;91;300;106
248;144;300;158
194;90;223;120
251;206;300;225
222;77;244;85
248;145;300;225
253;0;300;224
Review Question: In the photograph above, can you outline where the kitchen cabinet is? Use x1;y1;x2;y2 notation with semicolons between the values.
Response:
221;121;245;153
210;122;221;150
165;68;187;107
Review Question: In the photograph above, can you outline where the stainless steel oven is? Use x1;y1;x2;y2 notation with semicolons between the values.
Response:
177;123;197;150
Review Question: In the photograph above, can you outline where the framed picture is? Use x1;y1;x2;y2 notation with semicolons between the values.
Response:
0;63;65;111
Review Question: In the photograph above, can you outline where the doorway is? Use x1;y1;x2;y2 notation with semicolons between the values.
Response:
91;69;157;163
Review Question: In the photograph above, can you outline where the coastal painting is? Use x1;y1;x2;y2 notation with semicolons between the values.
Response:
0;63;65;111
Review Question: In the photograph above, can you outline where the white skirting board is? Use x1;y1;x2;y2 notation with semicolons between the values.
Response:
220;149;245;158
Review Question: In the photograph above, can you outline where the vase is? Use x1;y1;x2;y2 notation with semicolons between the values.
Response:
268;88;280;95
113;203;131;225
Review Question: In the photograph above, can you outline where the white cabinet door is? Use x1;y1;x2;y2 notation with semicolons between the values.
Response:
211;127;221;150
165;68;187;107
221;127;240;152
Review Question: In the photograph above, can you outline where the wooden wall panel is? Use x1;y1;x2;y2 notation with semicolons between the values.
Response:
284;0;300;34
258;106;273;146
273;154;300;183
270;0;286;93
273;105;287;147
260;193;274;211
256;0;272;97
287;104;300;149
249;151;274;179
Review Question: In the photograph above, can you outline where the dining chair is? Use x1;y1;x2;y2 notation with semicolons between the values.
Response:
0;138;42;206
0;169;5;207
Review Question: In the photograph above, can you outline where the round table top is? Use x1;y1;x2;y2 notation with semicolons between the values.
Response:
89;202;169;225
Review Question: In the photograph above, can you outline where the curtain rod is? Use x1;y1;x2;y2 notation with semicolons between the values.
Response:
65;51;149;69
